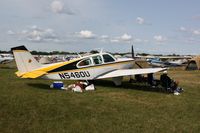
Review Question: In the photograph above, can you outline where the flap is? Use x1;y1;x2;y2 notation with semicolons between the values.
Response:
96;68;167;79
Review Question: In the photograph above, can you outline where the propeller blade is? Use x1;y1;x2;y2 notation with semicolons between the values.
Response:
131;45;134;59
131;45;143;68
135;62;143;68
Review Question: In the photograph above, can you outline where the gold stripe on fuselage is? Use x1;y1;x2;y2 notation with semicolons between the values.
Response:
14;49;82;72
38;58;81;72
48;60;134;74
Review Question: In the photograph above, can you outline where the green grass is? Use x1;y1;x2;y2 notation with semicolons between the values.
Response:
0;64;200;133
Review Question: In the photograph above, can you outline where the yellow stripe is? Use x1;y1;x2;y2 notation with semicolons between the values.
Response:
13;50;28;52
48;61;133;74
21;71;47;78
38;58;81;72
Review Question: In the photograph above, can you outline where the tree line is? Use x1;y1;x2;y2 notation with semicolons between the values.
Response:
0;50;185;56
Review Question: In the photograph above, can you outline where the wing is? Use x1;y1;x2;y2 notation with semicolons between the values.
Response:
96;68;167;79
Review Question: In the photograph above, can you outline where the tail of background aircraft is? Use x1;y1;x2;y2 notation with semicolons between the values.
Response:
11;45;41;74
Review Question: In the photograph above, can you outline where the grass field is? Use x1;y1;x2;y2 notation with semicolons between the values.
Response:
0;63;200;133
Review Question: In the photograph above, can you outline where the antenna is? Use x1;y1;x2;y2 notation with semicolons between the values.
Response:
100;48;104;53
93;48;104;53
77;53;82;58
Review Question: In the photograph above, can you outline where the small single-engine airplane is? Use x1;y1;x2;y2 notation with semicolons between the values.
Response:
0;53;14;64
11;45;167;86
147;58;187;67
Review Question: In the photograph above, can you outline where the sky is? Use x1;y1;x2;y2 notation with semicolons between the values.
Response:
1;0;200;54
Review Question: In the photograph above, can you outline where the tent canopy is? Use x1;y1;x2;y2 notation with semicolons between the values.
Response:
185;56;200;70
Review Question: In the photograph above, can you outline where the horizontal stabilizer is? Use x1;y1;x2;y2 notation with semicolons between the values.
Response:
16;70;47;78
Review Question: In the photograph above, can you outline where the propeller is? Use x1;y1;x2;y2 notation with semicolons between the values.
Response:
129;45;142;83
131;45;142;68
131;45;135;59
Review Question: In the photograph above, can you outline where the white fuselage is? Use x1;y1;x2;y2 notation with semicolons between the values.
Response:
42;58;134;80
11;45;167;86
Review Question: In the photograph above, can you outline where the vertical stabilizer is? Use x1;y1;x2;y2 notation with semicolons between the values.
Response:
11;45;41;73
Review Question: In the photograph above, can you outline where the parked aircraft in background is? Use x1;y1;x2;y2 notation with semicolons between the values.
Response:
0;54;14;64
117;46;191;68
11;45;167;86
147;58;188;67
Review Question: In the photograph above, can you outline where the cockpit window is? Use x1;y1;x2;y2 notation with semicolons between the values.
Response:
78;58;92;67
92;55;103;65
103;54;115;63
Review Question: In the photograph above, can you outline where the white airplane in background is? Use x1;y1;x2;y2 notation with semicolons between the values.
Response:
0;53;14;64
147;58;187;67
11;45;167;86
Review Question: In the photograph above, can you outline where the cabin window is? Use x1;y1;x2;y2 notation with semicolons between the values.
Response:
103;54;115;63
92;55;103;65
78;58;92;67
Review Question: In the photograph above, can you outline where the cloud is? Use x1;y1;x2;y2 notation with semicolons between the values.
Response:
50;0;75;15
100;35;109;40
193;30;200;35
110;39;120;43
7;30;15;35
120;33;132;41
28;30;42;42
133;38;142;43
29;28;57;42
99;35;109;42
51;0;64;13
136;17;152;25
178;25;200;37
136;17;145;25
178;26;200;37
14;26;59;42
21;30;28;34
179;26;187;32
30;25;38;29
76;30;96;39
132;38;149;44
153;35;167;43
110;33;132;43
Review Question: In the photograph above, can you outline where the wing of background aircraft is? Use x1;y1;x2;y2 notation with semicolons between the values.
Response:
96;68;167;79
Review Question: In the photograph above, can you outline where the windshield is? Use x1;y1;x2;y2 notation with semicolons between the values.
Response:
103;54;115;63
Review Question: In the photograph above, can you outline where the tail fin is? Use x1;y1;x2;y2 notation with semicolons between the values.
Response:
11;45;41;74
